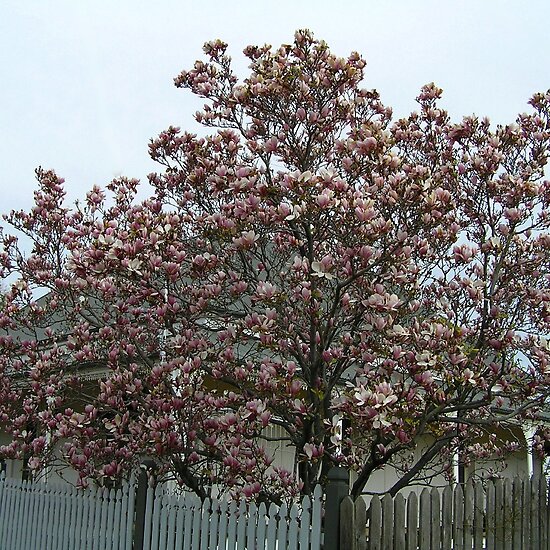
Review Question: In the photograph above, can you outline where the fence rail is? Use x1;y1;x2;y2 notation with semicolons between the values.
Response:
0;473;322;550
340;475;550;550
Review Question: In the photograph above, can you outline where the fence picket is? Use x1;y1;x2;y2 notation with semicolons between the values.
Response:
180;493;196;550
298;496;309;550
98;488;109;550
14;480;23;550
311;485;323;550
486;479;496;550
57;483;67;550
50;484;62;550
405;492;418;550
503;478;513;550
453;484;464;550
17;481;27;550
10;479;20;550
491;478;503;548
120;483;131;550
80;485;91;548
431;488;441;550
236;499;247;550
354;496;367;550
441;485;452;549
463;481;474;550
340;497;355;550
54;483;64;550
275;502;288;550
15;481;27;550
381;494;393;550
531;476;541;549
64;485;76;550
29;481;41;550
246;501;257;550
418;489;430;550
6;480;18;550
168;496;184;550
78;486;90;548
288;504;300;550
48;483;56;550
92;487;104;550
0;475;6;547
265;503;277;550
217;500;229;550
46;483;56;550
211;498;222;550
22;481;35;550
1;477;9;548
226;500;238;550
511;477;522;550
27;481;39;550
522;478;531;549
111;488;123;550
155;491;167;550
191;495;202;550
393;494;405;550
368;496;382;550
125;478;136;550
36;483;47;550
172;504;184;550
17;480;27;550
143;483;156;550
199;497;211;550
474;481;484;550
540;476;548;550
150;488;163;550
256;502;268;550
105;487;116;550
13;479;27;550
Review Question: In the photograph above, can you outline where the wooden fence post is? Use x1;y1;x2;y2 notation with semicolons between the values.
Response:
324;467;349;550
133;459;156;550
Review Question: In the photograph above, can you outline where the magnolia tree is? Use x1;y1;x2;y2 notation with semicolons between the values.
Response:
1;30;550;502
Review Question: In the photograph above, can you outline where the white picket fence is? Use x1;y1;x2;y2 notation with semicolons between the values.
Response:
0;474;135;550
142;484;323;550
0;473;322;550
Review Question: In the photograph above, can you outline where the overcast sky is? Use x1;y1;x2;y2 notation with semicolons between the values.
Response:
1;0;549;216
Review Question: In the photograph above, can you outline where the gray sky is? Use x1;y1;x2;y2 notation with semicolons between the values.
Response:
1;0;549;215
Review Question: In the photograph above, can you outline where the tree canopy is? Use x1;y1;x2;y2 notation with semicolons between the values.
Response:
1;30;549;502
